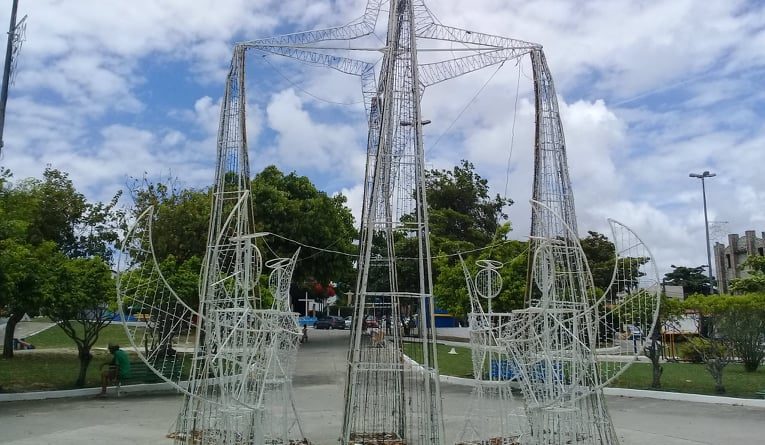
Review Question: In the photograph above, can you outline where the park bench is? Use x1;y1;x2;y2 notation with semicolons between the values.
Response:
115;359;183;396
755;389;765;399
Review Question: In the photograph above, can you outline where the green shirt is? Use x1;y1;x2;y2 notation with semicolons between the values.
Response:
112;349;131;378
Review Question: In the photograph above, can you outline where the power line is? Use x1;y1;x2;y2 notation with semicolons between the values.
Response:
262;231;522;260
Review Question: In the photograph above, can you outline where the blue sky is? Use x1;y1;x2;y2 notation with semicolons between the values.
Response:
1;0;764;276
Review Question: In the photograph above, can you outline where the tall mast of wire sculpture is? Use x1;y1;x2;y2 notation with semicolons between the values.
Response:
342;0;446;442
168;46;307;445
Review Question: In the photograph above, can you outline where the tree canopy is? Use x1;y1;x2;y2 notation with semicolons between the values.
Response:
580;231;616;294
0;167;122;361
251;165;357;289
128;166;358;307
663;265;713;295
426;160;512;248
730;256;765;294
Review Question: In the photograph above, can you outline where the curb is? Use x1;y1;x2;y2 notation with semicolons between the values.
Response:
602;387;765;408
0;382;182;403
404;354;765;408
437;373;765;408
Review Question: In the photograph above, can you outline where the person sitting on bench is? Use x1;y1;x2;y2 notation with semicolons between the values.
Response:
97;343;131;397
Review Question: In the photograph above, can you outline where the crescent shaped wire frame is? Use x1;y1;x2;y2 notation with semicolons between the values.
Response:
169;188;307;444
115;205;199;395
594;218;662;386
499;200;620;445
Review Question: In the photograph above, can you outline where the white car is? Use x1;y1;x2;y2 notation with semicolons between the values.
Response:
344;316;352;329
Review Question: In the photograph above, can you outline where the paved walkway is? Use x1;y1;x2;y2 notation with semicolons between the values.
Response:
2;328;765;444
0;320;57;343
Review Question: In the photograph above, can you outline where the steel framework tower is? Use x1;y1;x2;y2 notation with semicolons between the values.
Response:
237;2;538;444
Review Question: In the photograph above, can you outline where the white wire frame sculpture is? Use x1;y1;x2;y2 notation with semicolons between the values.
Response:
456;256;527;445
116;43;309;445
228;1;578;443
593;219;662;385
114;1;660;444
500;200;620;445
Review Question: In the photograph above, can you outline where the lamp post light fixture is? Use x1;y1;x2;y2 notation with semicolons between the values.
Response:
689;170;716;292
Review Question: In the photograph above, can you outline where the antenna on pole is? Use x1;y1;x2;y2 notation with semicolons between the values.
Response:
0;0;27;156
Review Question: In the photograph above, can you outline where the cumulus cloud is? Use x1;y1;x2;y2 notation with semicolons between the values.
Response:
1;0;764;277
263;88;366;174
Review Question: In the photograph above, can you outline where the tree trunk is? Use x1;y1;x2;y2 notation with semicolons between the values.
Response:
713;374;725;394
2;312;24;358
650;355;662;389
75;347;93;388
647;316;662;388
706;359;726;394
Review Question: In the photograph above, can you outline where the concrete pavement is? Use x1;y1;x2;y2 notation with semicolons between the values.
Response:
2;328;765;444
0;320;57;344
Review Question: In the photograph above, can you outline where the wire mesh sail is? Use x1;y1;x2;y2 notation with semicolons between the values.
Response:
594;219;662;386
117;43;309;445
116;205;198;392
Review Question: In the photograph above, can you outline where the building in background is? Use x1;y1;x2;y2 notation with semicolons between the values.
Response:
714;230;765;294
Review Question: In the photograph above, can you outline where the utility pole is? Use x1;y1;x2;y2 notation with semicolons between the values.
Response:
0;0;25;156
689;171;716;292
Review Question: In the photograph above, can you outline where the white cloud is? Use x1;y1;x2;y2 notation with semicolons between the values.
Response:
1;0;764;280
263;88;366;174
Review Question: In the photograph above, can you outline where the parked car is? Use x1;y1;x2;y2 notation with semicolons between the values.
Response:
315;316;346;330
344;316;352;329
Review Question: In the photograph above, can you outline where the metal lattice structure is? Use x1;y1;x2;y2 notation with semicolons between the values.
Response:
594;219;662;382
119;0;663;443
233;1;633;443
234;2;541;444
457;257;527;445
502;201;619;445
117;45;308;445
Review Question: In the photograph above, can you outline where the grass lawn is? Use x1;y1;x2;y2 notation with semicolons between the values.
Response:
0;350;116;392
609;362;765;398
26;323;139;350
2;323;190;392
404;342;474;378
404;343;765;399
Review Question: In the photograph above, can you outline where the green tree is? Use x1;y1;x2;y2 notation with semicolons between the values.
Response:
0;240;59;358
128;167;358;311
426;160;512;248
664;265;713;295
159;255;203;309
644;295;685;388
130;179;210;263
420;162;520;318
0;170;54;357
251;165;357;290
730;256;765;294
700;293;765;372
580;231;616;294
41;256;116;387
683;294;736;393
1;167;122;359
433;231;527;319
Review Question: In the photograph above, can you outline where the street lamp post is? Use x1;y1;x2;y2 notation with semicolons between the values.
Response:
689;171;716;292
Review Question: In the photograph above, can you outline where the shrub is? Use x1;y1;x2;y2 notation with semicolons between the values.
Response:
678;338;707;363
